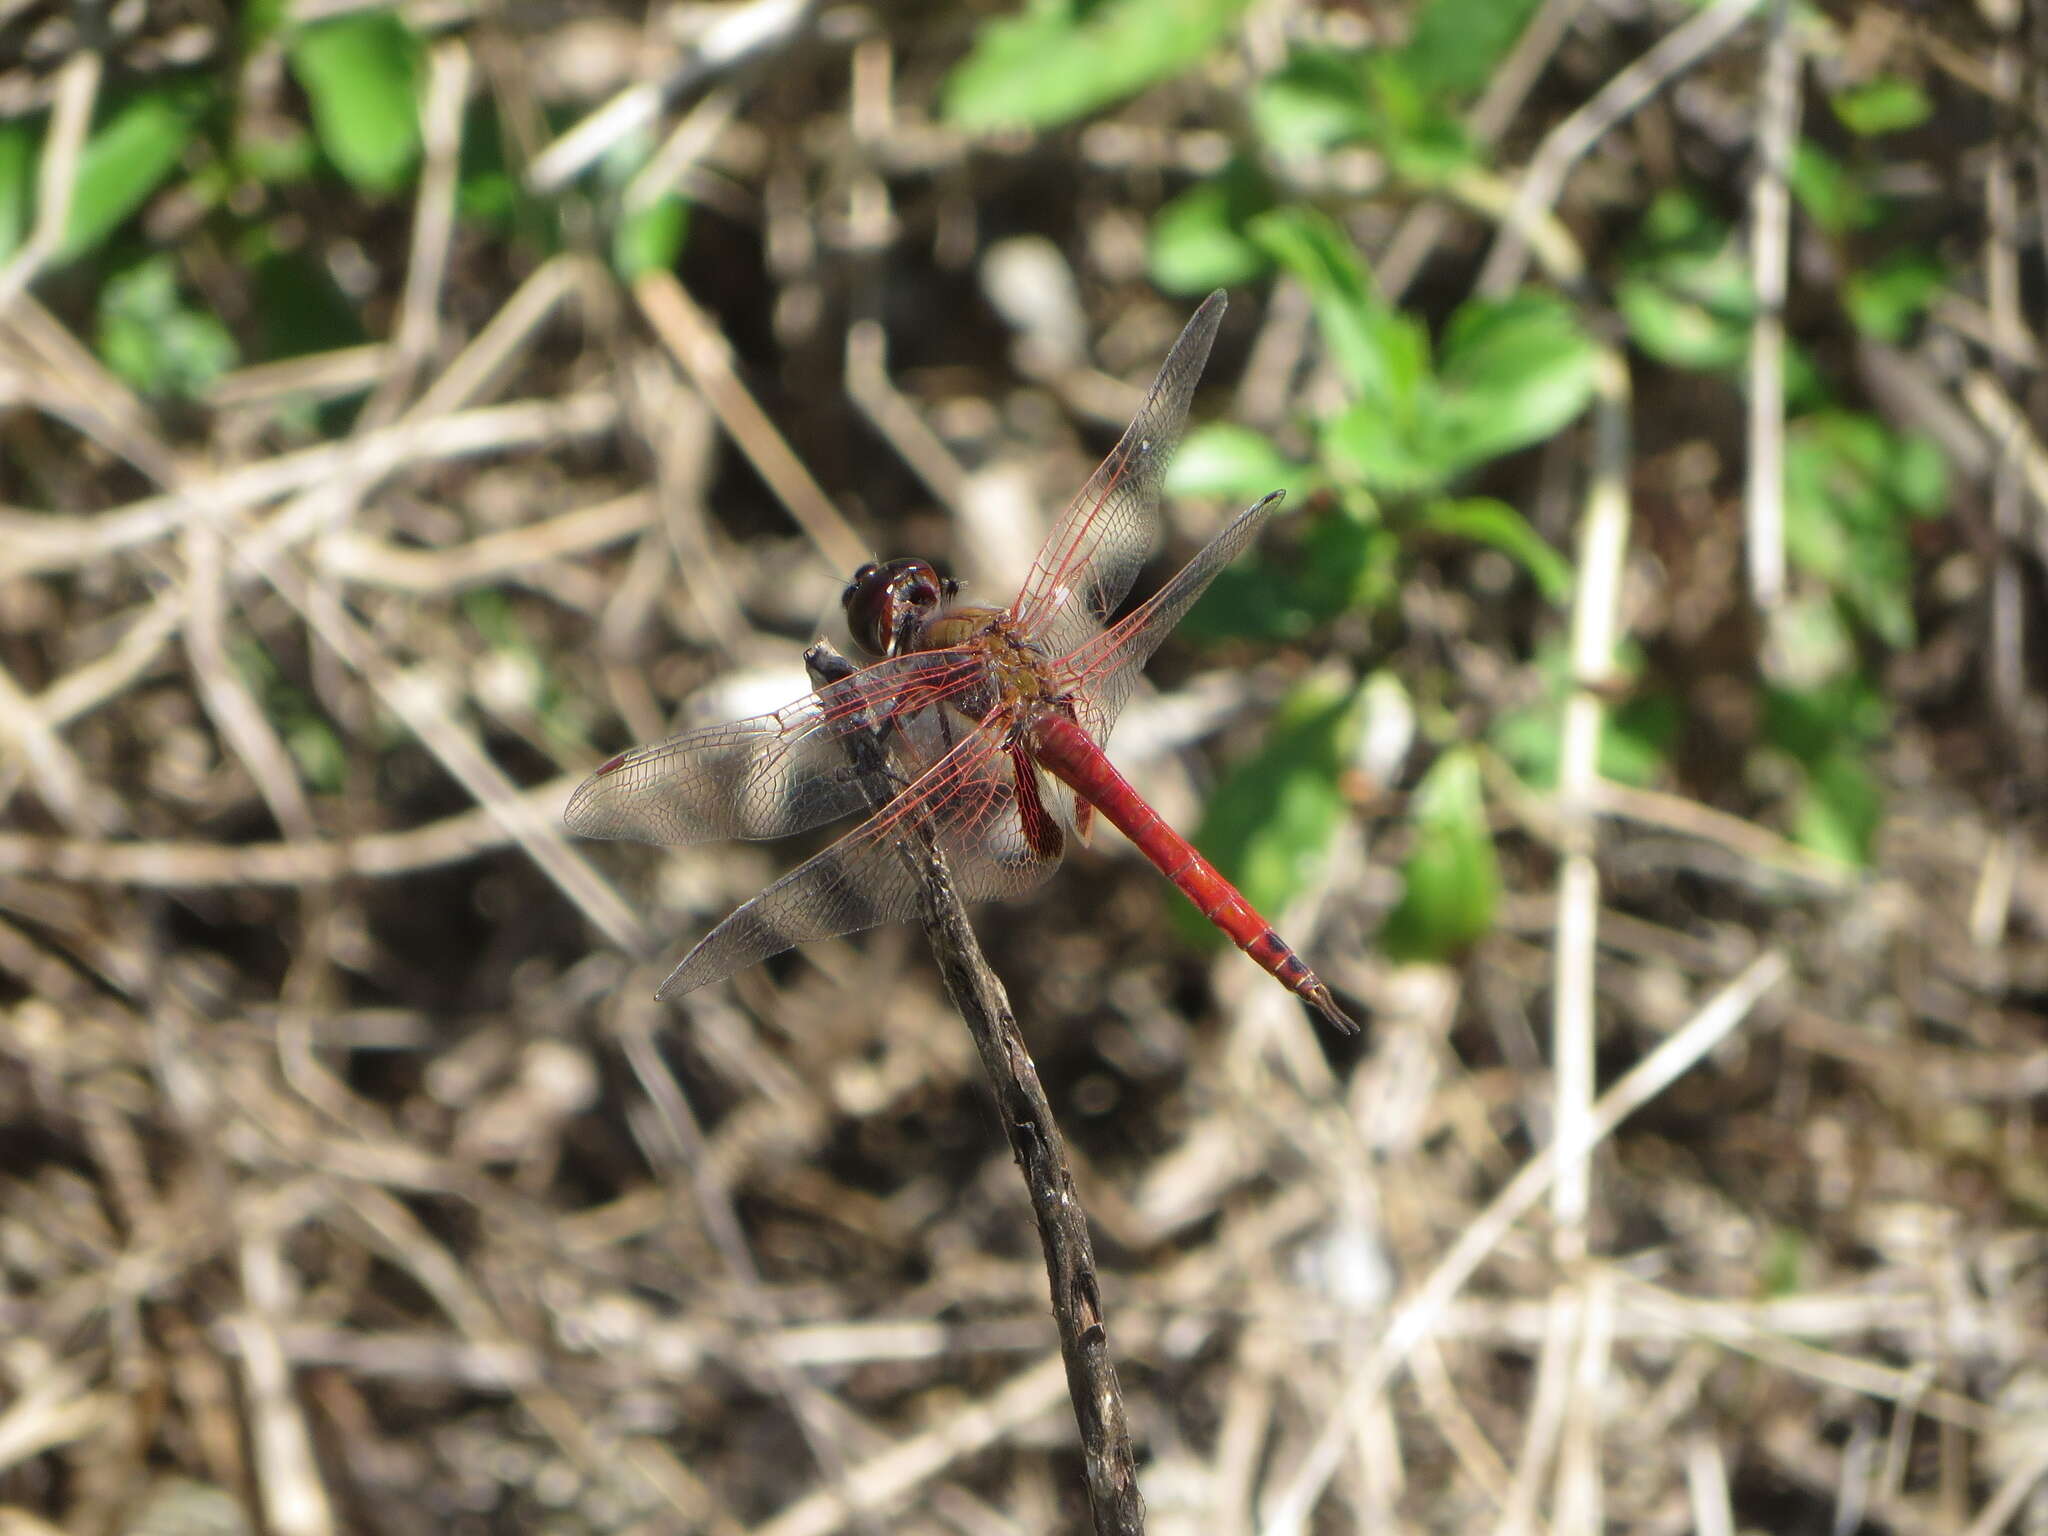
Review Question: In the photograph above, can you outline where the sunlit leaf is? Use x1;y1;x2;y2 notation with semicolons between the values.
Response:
1246;207;1420;403
1400;0;1544;98
288;12;423;192
1789;141;1883;235
1430;290;1599;471
97;255;238;398
1165;423;1311;502
0;124;30;261
942;0;1254;130
1783;410;1945;647
1844;249;1944;342
1417;496;1572;601
1381;748;1497;962
1491;639;1672;788
1254;49;1376;155
1791;751;1881;866
1148;161;1274;293
1362;52;1473;184
60;85;210;261
1180;673;1362;945
613;194;689;279
1830;76;1932;137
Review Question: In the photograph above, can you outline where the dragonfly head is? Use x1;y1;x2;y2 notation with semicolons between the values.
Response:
842;558;958;657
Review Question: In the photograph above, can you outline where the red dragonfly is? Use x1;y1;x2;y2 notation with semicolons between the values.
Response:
568;291;1356;1033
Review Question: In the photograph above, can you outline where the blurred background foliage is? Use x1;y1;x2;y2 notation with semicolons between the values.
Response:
1;0;2045;1531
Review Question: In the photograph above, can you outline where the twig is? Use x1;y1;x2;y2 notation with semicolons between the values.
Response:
634;269;872;574
1744;0;1799;610
1260;950;1789;1534
805;640;1143;1535
1476;0;1766;297
0;49;100;320
1551;347;1632;1247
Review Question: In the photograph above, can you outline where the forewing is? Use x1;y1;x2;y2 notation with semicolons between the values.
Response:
565;649;982;846
1055;491;1284;743
655;718;1062;998
1012;291;1226;659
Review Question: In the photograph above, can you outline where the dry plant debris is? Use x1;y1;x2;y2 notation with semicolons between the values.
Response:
1;1;2046;1532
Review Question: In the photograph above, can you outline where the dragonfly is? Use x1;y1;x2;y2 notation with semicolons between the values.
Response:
567;291;1356;1033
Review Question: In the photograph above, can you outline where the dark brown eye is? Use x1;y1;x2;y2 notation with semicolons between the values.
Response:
842;563;880;609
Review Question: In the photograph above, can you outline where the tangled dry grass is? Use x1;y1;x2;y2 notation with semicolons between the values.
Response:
1;1;2046;1533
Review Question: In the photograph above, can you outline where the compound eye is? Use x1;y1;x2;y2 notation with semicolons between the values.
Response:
842;562;881;610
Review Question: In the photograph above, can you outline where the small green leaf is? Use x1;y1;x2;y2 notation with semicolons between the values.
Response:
1165;423;1311;501
1362;51;1474;184
1789;141;1883;235
1417;496;1572;601
1321;397;1442;497
613;194;688;279
1844;249;1944;342
1791;751;1881;866
1381;748;1498;962
0;123;31;260
1180;673;1363;945
1183;501;1394;641
97;255;238;398
1253;49;1377;155
1783;411;1945;646
1148;160;1275;294
1431;290;1599;471
1491;639;1672;789
942;0;1254;130
59;85;210;261
288;12;423;192
1246;207;1419;403
1399;0;1545;99
1830;76;1932;137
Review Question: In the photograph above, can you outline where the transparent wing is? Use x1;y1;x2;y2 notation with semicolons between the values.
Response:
655;717;1064;997
564;648;985;846
1010;291;1226;662
1053;491;1284;743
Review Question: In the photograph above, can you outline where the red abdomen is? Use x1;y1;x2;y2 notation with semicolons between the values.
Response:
1025;713;1356;1033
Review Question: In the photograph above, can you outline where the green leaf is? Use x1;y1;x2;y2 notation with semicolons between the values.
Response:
1253;49;1377;155
1430;290;1599;471
1381;748;1498;962
1830;76;1932;137
1789;141;1883;236
1400;0;1544;98
1491;639;1672;789
1614;188;1755;369
1791;751;1881;866
288;12;423;193
0;123;31;261
59;85;210;261
1417;496;1572;601
613;194;689;279
1783;411;1945;646
1844;249;1944;342
97;255;238;398
1148;160;1275;294
1165;423;1311;501
1246;206;1414;402
1180;673;1363;945
1320;397;1443;497
942;0;1254;130
1362;51;1474;184
1183;501;1395;641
